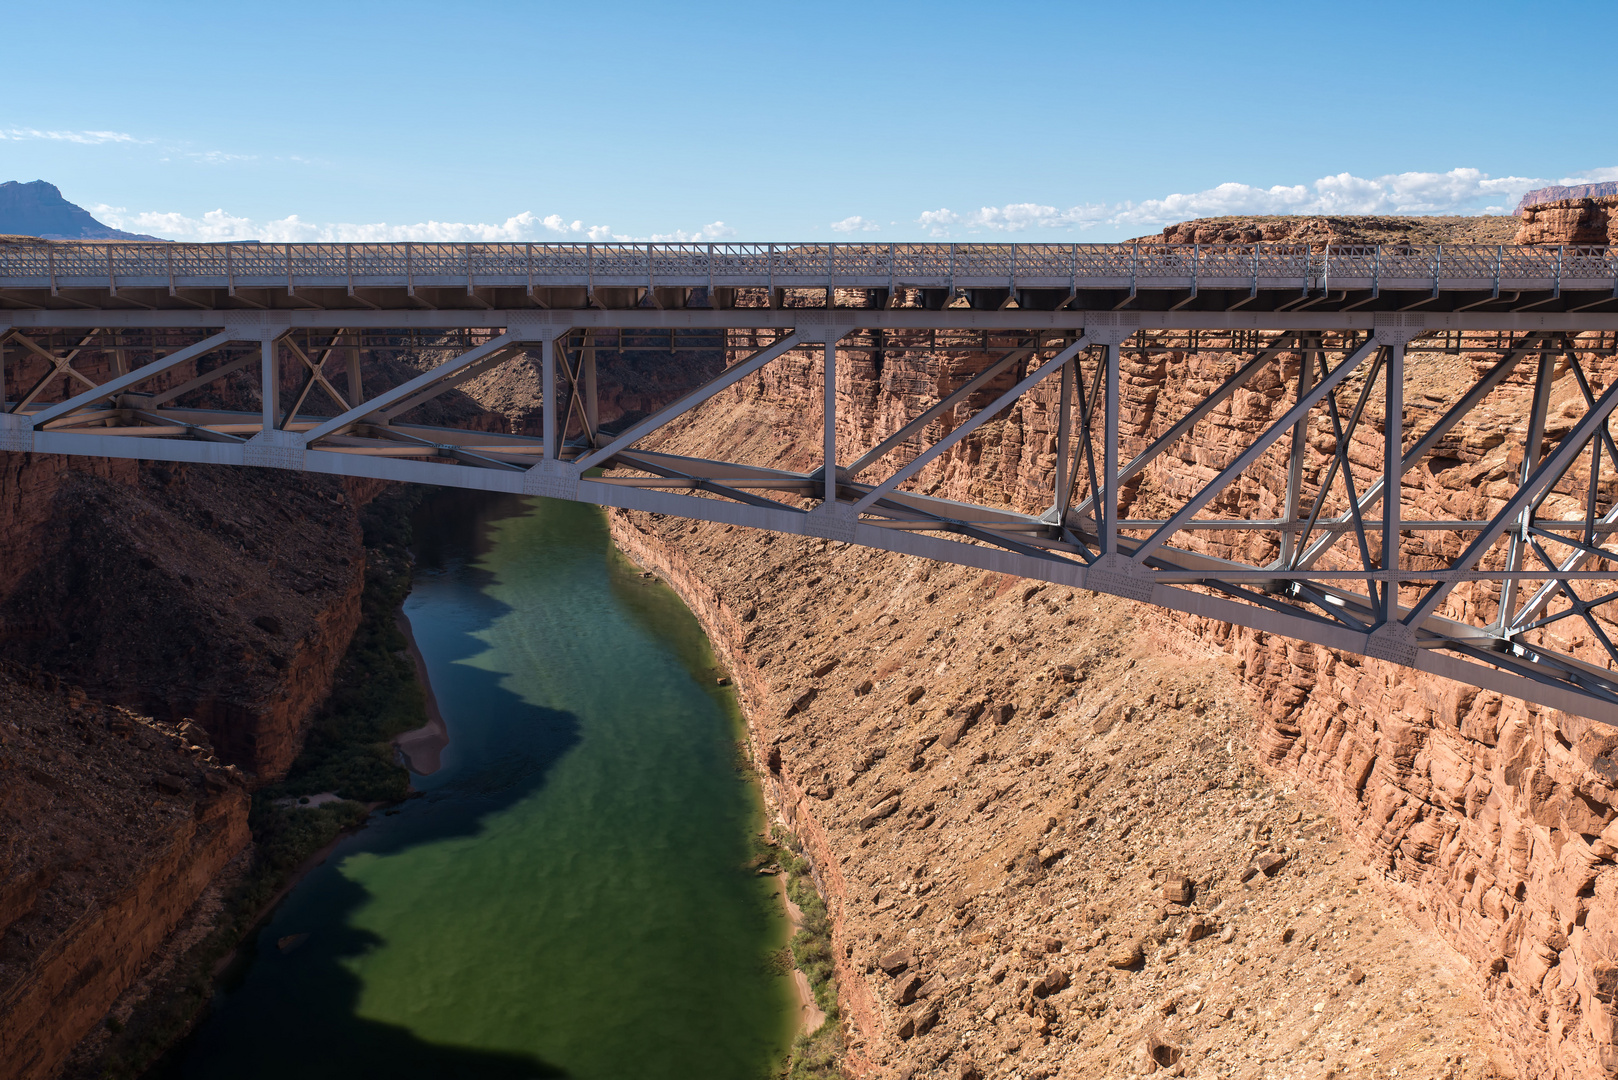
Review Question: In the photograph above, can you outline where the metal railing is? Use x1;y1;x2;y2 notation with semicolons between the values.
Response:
0;241;1613;295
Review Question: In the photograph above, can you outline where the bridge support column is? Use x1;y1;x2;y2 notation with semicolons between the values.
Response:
1102;341;1120;556
1279;334;1316;566
1055;358;1073;521
583;330;599;442
1496;339;1557;633
345;331;362;404
823;337;836;507
542;334;557;461
260;336;279;435
1383;340;1403;624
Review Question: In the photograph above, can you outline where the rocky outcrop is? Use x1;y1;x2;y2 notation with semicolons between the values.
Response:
0;667;250;1080
1514;197;1618;246
1229;634;1618;1078
0;339;497;779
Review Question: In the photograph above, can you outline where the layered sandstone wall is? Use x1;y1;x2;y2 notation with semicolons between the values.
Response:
0;454;368;779
1515;197;1618;247
0;338;493;779
0;668;250;1080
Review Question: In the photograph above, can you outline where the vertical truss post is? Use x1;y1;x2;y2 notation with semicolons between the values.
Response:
1382;340;1404;624
345;331;362;403
583;329;599;442
1055;357;1074;519
824;337;837;506
1279;334;1316;565
260;336;279;436
1495;343;1556;633
1102;341;1121;556
542;334;557;461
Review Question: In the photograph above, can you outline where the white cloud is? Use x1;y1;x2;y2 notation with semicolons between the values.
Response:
87;206;746;244
831;215;880;233
86;206;678;243
648;221;737;243
916;166;1618;236
189;150;258;165
0;127;142;144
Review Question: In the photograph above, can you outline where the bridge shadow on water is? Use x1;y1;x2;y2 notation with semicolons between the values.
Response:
167;491;582;1080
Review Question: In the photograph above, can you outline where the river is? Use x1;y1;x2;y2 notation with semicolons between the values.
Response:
174;491;798;1079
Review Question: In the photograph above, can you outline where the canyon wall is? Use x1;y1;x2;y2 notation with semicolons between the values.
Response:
614;216;1618;1077
0;667;249;1080
0;333;502;1079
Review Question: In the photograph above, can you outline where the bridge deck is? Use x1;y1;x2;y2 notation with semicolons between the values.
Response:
0;241;1613;316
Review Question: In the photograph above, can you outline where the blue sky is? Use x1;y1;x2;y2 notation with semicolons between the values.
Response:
3;0;1615;243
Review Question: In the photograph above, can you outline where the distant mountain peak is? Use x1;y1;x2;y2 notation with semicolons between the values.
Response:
0;180;168;241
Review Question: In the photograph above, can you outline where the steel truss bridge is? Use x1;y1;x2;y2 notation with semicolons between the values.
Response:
4;241;1618;721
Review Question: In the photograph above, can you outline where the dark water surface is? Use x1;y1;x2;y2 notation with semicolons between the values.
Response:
177;492;796;1079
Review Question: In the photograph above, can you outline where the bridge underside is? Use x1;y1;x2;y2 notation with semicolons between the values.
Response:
5;242;1618;722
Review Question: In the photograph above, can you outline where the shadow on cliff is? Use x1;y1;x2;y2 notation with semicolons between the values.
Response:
160;490;580;1080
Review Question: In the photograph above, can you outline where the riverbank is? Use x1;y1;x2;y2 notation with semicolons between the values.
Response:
607;511;859;1079
777;874;828;1034
391;608;448;775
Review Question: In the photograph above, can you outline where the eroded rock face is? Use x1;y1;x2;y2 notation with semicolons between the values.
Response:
0;666;250;1080
1230;638;1618;1078
0;340;501;780
0;456;367;779
1514;197;1618;247
1154;214;1520;247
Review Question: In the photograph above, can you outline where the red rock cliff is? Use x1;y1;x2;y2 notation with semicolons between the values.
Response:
0;668;249;1080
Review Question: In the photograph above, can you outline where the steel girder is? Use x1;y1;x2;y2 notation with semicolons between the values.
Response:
5;311;1618;724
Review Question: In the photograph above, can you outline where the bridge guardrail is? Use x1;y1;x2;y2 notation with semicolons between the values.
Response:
0;241;1613;296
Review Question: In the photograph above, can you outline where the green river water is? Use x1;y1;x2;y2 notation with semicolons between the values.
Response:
177;491;798;1079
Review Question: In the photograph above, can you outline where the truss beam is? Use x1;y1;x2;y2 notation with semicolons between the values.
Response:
5;305;1618;723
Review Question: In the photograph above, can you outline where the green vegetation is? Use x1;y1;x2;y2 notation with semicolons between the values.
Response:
770;826;845;1080
76;489;426;1080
